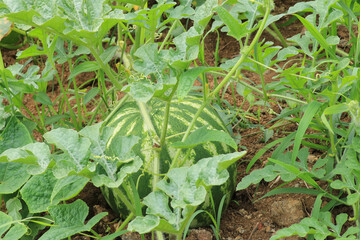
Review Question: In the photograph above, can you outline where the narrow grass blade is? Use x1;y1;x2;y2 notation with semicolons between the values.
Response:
320;103;349;135
268;158;321;189
294;14;338;59
291;101;321;163
311;194;324;219
258;187;323;201
246;137;286;173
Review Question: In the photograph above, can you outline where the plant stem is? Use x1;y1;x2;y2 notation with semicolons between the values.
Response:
169;0;272;170
0;49;15;115
254;42;268;103
270;23;288;47
159;81;178;146
116;212;134;232
137;101;161;190
89;47;123;90
159;20;178;52
112;188;136;214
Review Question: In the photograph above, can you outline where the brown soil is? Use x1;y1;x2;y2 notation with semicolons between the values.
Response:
1;0;344;239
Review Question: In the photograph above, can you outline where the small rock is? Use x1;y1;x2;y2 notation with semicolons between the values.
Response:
236;225;245;234
238;209;248;216
185;229;213;240
270;199;305;227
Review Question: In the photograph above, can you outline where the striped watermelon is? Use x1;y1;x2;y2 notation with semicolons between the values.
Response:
101;97;237;227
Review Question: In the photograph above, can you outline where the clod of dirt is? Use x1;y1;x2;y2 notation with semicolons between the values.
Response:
270;199;305;227
121;232;141;240
185;229;213;240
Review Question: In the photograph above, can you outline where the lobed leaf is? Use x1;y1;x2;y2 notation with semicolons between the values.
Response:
129;152;245;233
80;123;142;188
0;142;51;175
21;171;88;213
128;215;160;234
44;128;92;175
215;6;249;40
177;67;222;100
39;199;107;240
0;212;27;240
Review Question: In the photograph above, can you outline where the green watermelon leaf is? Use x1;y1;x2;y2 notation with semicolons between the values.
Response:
20;171;58;213
133;43;167;76
129;152;245;234
0;142;51;175
21;171;89;213
177;67;222;100
51;175;89;203
192;0;217;30
128;215;160;234
0;116;33;154
94;134;142;188
1;222;27;240
80;123;143;188
2;0;125;46
5;197;22;220
143;191;177;225
125;79;157;103
162;26;202;70
39;199;107;240
157;167;207;209
0;163;31;194
44;128;92;176
0;212;27;240
171;126;237;150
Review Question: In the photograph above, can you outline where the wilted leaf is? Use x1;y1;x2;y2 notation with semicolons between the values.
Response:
0;17;13;41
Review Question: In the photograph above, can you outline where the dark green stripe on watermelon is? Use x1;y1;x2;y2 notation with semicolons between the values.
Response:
101;98;237;227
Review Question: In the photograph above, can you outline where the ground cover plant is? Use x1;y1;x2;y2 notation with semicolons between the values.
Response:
1;0;360;239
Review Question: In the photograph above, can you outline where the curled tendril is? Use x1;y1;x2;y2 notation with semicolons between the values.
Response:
92;154;134;163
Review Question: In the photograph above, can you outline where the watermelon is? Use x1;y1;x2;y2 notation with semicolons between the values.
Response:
101;97;237;227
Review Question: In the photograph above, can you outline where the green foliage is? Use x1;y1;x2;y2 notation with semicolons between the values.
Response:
6;0;360;239
128;152;245;234
271;212;360;240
